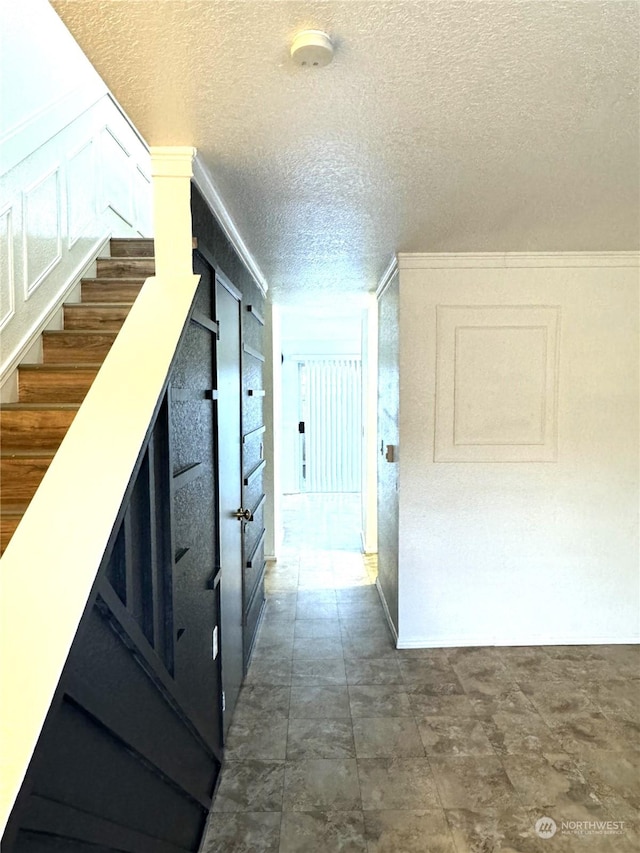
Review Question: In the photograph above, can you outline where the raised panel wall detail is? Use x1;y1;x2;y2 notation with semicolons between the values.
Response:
66;139;97;248
101;126;134;227
23;166;62;298
135;166;153;236
0;91;152;379
0;206;15;330
435;305;560;462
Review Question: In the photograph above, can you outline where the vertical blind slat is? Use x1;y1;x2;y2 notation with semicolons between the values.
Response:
303;358;361;493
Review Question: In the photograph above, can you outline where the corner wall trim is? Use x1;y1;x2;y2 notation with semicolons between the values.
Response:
191;154;269;296
375;578;398;646
375;255;398;300
105;92;150;155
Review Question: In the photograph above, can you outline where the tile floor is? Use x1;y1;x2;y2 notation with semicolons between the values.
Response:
201;493;639;852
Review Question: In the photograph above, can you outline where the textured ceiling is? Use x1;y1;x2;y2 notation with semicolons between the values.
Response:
52;1;640;302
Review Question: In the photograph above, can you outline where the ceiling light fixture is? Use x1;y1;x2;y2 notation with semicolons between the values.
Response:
290;30;334;68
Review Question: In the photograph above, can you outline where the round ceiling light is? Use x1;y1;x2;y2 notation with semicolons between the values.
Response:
290;30;334;68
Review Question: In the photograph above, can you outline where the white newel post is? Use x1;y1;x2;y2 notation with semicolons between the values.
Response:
150;147;196;278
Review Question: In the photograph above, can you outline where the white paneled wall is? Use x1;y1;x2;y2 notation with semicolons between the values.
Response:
396;253;639;647
0;207;14;331
0;95;152;381
0;0;152;386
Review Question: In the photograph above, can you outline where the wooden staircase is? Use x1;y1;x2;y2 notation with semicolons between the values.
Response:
0;238;154;555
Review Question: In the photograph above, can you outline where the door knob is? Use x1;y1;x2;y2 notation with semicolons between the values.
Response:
234;507;252;521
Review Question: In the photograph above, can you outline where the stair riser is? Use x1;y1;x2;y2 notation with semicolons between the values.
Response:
81;282;143;303
110;239;155;258
18;368;99;404
96;258;155;278
1;458;51;503
43;333;117;364
1;518;20;555
64;306;130;331
0;411;77;451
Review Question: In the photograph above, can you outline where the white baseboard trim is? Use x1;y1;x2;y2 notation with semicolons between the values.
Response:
396;635;640;649
375;578;398;645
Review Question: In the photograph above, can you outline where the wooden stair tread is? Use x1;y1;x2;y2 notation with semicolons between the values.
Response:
64;302;134;308
101;256;154;261
1;507;27;554
1;406;79;452
42;331;118;364
17;364;101;403
1;450;55;458
43;330;118;337
0;503;29;515
81;281;146;303
1;403;81;410
18;363;103;371
63;304;132;331
96;258;155;278
98;256;154;261
1;453;53;502
81;277;147;283
109;239;154;258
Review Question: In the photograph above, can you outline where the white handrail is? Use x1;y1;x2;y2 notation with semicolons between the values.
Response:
0;272;200;835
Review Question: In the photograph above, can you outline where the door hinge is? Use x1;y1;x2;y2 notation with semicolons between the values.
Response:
222;690;226;712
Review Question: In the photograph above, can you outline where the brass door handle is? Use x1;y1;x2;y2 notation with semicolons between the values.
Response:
233;508;252;521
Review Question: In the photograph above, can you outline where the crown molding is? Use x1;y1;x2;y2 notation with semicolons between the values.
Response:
375;255;398;299
150;146;196;178
397;251;640;269
192;153;268;295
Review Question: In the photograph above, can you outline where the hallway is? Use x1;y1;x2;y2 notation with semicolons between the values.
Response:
201;494;638;852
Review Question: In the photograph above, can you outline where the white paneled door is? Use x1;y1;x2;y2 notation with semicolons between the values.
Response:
298;358;362;493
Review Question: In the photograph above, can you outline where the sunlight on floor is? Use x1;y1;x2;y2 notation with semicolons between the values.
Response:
266;493;377;593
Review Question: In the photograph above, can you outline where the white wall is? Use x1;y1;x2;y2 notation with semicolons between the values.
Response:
0;0;152;384
397;253;639;647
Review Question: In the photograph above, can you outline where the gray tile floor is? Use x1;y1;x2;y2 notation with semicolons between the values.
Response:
201;493;639;852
